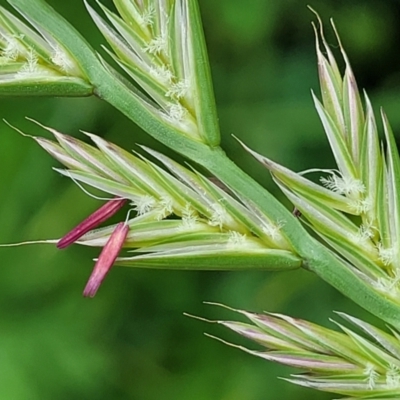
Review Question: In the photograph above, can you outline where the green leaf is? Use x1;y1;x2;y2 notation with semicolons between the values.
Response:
271;314;370;367
243;312;328;354
143;161;213;218
99;2;157;65
141;147;248;232
168;1;184;83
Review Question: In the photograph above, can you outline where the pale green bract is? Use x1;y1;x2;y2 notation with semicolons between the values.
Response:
1;1;400;398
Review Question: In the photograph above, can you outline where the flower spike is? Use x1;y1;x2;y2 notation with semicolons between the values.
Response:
83;221;129;297
57;197;127;249
201;305;400;398
85;0;220;145
241;13;400;305
19;121;302;278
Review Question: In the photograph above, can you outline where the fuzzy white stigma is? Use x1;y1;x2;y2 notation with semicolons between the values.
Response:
181;215;198;229
209;203;229;228
16;50;42;78
359;222;375;240
181;203;196;219
180;204;199;229
155;195;174;220
165;103;187;123
378;244;396;266
227;231;248;249
348;224;374;246
1;34;25;61
166;79;190;99
386;364;400;388
349;195;372;214
51;46;77;75
145;34;167;55
135;195;157;215
320;173;365;197
159;104;198;139
262;220;284;241
149;64;174;85
140;5;155;27
364;363;379;390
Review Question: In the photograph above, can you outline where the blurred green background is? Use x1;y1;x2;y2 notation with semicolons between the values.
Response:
0;0;400;399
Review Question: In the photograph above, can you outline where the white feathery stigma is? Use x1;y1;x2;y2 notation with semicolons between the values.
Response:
359;222;375;240
350;195;373;214
1;34;24;61
364;363;379;390
149;64;173;85
51;46;76;74
320;173;365;197
166;103;187;123
227;231;247;249
262;220;284;241
140;5;155;27
386;364;400;388
16;49;41;78
209;203;228;228
348;224;374;247
166;79;190;99
378;244;396;266
180;204;199;229
155;195;174;220
145;34;167;55
135;195;157;215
